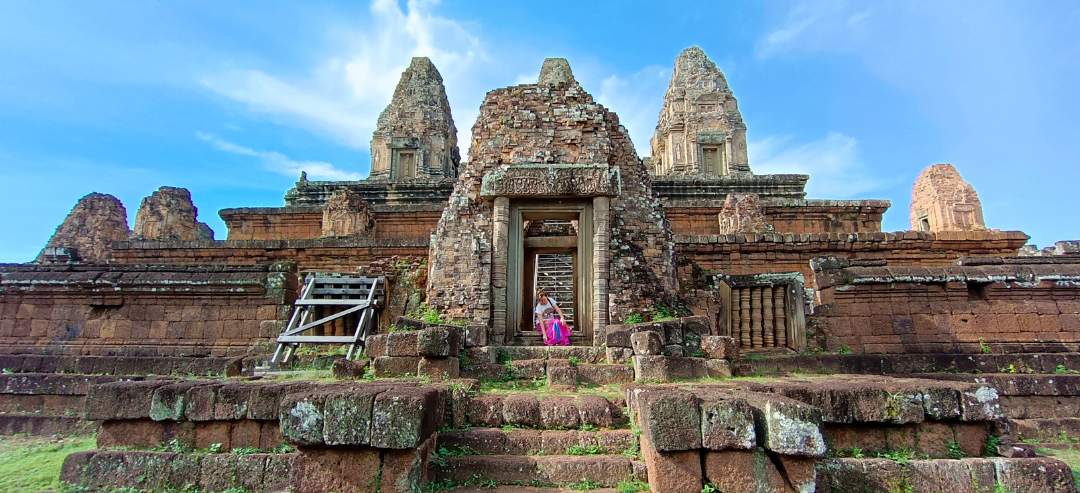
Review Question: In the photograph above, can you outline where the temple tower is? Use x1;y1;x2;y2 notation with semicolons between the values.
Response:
37;193;130;264
910;163;986;232
426;58;678;345
368;57;460;181
650;46;750;177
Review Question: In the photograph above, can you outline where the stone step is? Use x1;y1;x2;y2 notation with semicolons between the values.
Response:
815;457;1077;493
448;487;620;493
1012;417;1080;442
461;393;629;429
493;346;605;363
431;454;646;487
438;428;638;456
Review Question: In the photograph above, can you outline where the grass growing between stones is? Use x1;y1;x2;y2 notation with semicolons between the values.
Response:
0;434;95;492
1035;439;1080;488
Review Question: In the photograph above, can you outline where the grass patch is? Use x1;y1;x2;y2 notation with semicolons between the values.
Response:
1037;442;1080;489
616;478;650;492
0;434;96;492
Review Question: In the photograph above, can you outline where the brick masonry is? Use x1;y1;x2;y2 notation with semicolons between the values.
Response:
810;257;1080;354
0;264;297;356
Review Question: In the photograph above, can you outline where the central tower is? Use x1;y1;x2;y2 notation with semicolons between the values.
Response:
426;59;678;345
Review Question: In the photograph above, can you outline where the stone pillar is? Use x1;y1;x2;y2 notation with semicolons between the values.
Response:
774;288;788;348
739;289;751;348
750;288;763;348
491;197;510;343
762;288;775;348
592;197;610;345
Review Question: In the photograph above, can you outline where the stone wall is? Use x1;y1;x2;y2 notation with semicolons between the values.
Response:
427;59;678;326
810;257;1080;354
0;264;296;356
665;199;889;236
108;238;428;273
220;206;441;241
677;230;1029;287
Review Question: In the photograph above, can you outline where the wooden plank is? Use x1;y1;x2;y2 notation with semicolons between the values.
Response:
277;335;357;343
284;304;369;335
295;299;374;306
310;288;378;296
312;277;381;285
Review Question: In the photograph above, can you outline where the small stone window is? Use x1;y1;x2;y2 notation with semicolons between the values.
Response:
917;215;930;232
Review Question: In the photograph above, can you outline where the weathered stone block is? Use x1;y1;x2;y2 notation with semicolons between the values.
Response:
638;388;701;451
699;396;755;450
279;391;326;446
547;365;578;390
701;335;739;360
149;381;205;422
605;346;633;364
630;330;663;355
502;394;541;427
705;359;731;378
373;356;420;377
86;380;173;421
322;387;381;446
371;388;438;449
386;332;419;357
539;396;581;429
641;435;702;493
743;392;826;457
331;358;369;379
417;357;459;380
364;334;388;357
417;326;460;357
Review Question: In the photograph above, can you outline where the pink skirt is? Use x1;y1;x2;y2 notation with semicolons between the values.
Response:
537;318;571;346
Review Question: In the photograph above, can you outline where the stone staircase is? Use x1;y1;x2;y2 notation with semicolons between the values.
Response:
431;389;647;489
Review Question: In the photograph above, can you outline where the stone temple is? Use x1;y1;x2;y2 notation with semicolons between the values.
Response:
3;47;1080;492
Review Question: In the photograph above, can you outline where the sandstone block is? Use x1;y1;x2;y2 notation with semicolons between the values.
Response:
631;330;663;355
279;391;327;446
417;357;459;380
387;332;419;357
331;358;369;379
701;335;739;360
417;326;459;357
371;387;439;449
699;396;755;450
322;387;380;446
638;388;701;451
373;356;420;377
743;392;826;457
502;394;541;427
605;346;633;364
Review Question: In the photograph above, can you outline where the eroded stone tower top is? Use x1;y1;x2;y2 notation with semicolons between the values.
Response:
369;57;460;181
910;163;986;232
650;46;750;177
132;186;213;241
537;58;576;86
37;193;130;264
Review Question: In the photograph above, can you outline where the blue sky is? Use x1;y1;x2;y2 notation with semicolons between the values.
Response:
1;0;1078;262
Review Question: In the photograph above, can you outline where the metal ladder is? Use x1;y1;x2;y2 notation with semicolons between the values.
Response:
271;274;384;364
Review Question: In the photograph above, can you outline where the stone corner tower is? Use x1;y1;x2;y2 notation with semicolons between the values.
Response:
369;57;460;181
37;193;130;264
650;46;750;177
910;163;986;232
426;58;678;345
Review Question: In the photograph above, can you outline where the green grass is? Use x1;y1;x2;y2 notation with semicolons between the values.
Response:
0;434;96;492
1037;444;1080;489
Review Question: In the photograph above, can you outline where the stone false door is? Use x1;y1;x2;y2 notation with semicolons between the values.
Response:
482;164;621;346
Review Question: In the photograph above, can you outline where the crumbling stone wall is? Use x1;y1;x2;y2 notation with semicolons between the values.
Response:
650;47;750;177
810;257;1080;354
369;57;460;180
910;163;986;232
37;193;130;264
0;264;296;356
132;186;214;241
426;58;677;325
677;230;1029;288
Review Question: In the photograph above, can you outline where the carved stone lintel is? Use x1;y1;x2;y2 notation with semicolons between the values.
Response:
480;164;621;198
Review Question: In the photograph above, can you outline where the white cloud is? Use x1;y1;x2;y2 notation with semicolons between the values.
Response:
196;132;362;180
756;1;873;58
201;0;483;152
594;65;669;157
749;132;886;198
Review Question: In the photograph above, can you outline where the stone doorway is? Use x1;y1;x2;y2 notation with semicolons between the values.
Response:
505;201;594;345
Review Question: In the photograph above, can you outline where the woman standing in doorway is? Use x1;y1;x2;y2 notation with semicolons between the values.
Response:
534;288;570;346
